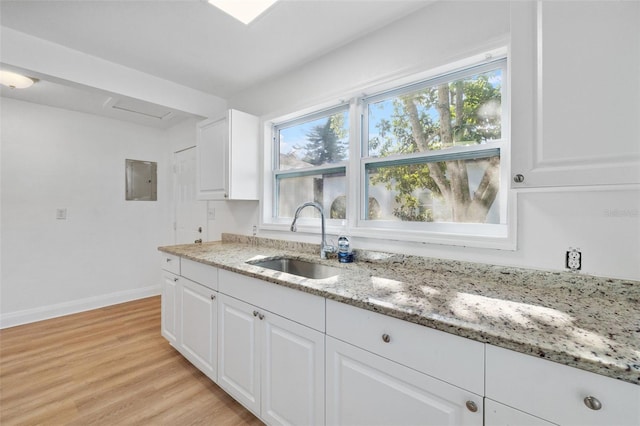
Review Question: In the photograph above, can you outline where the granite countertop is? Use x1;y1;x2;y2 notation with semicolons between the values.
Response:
159;234;640;386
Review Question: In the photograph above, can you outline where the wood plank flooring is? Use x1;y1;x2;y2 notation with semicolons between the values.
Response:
0;296;263;425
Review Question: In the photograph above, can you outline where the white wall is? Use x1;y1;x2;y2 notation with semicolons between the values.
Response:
229;1;640;281
0;98;170;327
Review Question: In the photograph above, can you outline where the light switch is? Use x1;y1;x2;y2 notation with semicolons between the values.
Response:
56;208;67;220
207;207;216;220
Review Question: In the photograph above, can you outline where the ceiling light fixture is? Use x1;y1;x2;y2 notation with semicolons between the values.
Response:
207;0;278;25
0;70;38;89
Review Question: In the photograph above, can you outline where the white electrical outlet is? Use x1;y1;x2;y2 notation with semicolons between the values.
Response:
566;248;582;271
56;208;67;220
207;207;216;220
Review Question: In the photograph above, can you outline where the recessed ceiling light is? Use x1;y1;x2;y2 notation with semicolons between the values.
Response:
0;70;38;89
208;0;278;25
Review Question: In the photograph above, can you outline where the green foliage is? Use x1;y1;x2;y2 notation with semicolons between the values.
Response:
298;113;348;166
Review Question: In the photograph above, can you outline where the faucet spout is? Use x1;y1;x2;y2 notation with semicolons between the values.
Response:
290;201;335;259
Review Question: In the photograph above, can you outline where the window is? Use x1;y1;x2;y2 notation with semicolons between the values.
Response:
266;54;511;247
273;105;350;219
361;61;506;229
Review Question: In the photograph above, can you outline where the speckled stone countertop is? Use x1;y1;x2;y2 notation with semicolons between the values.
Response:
159;234;640;386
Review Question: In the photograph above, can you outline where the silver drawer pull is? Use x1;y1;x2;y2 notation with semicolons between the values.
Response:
584;396;602;411
166;258;172;262
173;278;178;282
253;310;259;317
382;333;391;343
210;294;216;300
465;400;478;413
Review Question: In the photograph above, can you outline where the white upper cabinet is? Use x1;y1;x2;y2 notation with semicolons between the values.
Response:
510;1;640;188
196;109;259;200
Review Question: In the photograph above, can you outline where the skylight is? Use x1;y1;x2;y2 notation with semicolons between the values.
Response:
208;0;279;25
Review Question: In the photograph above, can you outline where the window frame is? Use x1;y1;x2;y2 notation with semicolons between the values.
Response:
261;49;516;250
270;103;351;225
357;58;509;238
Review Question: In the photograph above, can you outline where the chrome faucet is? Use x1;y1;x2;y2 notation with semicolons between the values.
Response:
290;201;336;259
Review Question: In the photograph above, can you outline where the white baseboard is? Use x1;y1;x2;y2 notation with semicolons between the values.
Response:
0;285;161;329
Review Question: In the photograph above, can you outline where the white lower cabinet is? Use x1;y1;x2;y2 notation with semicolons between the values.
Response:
161;256;640;426
160;253;181;345
485;399;557;426
326;336;482;426
178;278;217;381
218;292;325;426
325;300;484;426
160;269;179;345
217;294;261;414
160;256;219;382
486;345;640;426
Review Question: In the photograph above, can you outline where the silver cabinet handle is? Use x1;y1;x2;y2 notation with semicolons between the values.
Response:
173;278;179;282
166;258;172;262
584;396;602;411
258;313;264;320
253;310;259;317
513;174;525;183
465;401;478;413
210;294;216;300
382;334;391;343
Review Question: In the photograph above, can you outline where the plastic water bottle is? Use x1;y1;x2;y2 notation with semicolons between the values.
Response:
337;221;352;263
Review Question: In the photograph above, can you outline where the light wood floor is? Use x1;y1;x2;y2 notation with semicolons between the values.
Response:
0;296;263;425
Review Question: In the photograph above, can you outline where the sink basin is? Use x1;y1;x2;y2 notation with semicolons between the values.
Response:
248;257;341;280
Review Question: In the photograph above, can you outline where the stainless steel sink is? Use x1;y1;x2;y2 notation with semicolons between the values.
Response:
248;257;341;279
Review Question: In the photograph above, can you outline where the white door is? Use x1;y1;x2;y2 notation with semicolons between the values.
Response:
174;147;206;244
179;278;217;382
261;311;325;426
217;294;261;416
326;336;483;426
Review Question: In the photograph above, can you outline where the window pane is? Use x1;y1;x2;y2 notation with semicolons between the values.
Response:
365;155;500;224
277;170;346;219
278;109;349;170
367;68;502;157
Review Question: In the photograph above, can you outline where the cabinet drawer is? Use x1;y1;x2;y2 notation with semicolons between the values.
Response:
486;345;640;426
326;299;484;395
326;336;483;426
181;259;218;290
218;269;325;332
160;253;180;275
485;399;557;426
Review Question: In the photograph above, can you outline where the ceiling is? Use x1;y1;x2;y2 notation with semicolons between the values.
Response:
0;0;431;127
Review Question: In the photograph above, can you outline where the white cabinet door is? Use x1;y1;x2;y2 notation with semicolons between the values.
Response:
217;294;261;416
161;270;179;345
179;278;217;382
196;109;259;200
261;311;324;426
326;336;483;426
510;1;640;187
485;399;557;426
486;345;640;426
196;117;227;200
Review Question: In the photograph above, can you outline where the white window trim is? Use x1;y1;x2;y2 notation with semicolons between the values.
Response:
260;48;517;250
